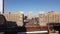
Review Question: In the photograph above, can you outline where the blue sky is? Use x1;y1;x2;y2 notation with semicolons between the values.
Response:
4;0;60;15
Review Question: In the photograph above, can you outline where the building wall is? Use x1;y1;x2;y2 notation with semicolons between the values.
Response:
48;12;60;23
3;12;24;26
39;13;48;26
39;12;60;26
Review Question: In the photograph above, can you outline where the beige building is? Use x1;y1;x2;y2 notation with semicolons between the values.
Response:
39;12;60;26
1;11;60;26
38;12;48;26
27;12;33;19
3;12;24;26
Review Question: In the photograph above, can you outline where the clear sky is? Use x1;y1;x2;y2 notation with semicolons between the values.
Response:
4;0;60;15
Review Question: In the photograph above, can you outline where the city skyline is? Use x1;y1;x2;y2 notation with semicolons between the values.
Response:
3;0;60;15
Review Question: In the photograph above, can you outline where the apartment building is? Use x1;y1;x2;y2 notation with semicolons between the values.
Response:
48;12;60;23
38;12;48;26
39;12;60;26
3;12;24;26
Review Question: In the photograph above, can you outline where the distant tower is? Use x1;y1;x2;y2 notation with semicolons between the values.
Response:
27;12;33;19
0;0;4;14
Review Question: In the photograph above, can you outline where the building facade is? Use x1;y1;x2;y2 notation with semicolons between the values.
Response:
39;12;60;26
3;12;24;26
27;12;33;19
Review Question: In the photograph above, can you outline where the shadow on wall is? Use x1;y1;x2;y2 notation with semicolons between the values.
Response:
0;14;27;34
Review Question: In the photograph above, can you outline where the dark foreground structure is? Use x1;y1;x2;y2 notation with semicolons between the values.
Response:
48;23;60;34
0;14;27;34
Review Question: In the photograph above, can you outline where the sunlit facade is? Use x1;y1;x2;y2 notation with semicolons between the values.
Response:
3;12;24;26
39;12;60;26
